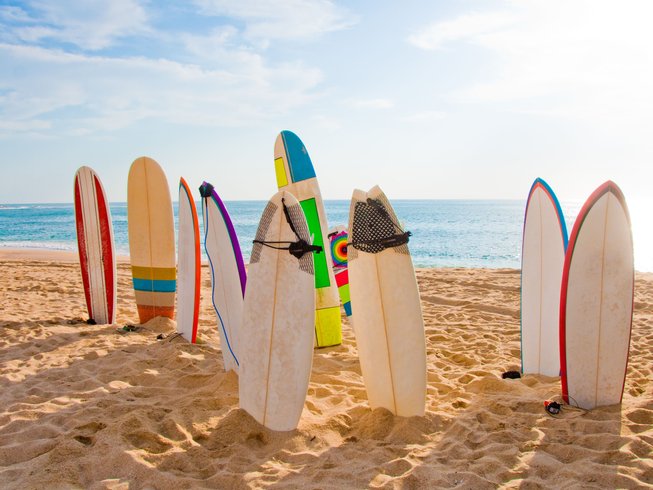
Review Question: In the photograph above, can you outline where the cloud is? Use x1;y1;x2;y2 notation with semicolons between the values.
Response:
0;1;343;136
408;11;516;51
192;0;355;42
408;0;653;126
351;98;394;110
401;111;446;123
1;0;150;50
0;42;323;136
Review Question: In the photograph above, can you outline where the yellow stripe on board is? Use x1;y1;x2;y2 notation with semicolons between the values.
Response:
132;265;177;280
315;306;342;347
274;157;288;188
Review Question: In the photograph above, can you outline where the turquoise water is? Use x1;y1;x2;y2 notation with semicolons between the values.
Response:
1;198;645;270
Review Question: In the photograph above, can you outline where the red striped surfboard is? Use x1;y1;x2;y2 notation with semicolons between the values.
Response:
74;166;116;325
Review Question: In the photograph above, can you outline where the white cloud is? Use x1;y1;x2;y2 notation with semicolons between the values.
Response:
311;115;341;131
0;43;323;135
408;11;516;51
0;1;339;136
2;0;149;50
192;0;355;42
409;0;653;126
401;111;446;123
351;98;394;110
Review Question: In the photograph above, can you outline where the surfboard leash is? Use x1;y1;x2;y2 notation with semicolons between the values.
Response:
252;198;323;259
543;396;589;418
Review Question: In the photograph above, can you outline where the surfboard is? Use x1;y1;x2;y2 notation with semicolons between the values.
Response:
239;190;316;431
520;178;568;376
177;177;200;343
127;157;176;323
199;181;246;372
328;225;352;316
73;166;116;325
348;185;426;417
560;181;634;410
274;130;342;347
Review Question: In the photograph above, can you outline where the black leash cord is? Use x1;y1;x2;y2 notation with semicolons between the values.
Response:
254;198;323;259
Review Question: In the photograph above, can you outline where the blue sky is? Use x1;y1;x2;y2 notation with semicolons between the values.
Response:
1;0;652;207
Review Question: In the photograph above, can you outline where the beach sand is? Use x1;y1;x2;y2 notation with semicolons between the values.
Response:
0;249;651;488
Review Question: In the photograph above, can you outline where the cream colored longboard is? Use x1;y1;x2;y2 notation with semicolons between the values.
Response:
560;181;634;410
348;186;426;417
274;130;342;347
239;190;316;431
127;157;176;323
177;177;200;343
521;178;567;376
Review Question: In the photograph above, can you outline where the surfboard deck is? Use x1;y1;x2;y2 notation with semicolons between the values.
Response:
520;178;567;376
348;185;426;417
239;190;315;431
74;166;116;325
199;181;246;372
274;130;342;348
127;157;176;323
177;177;200;343
560;181;634;410
328;225;352;316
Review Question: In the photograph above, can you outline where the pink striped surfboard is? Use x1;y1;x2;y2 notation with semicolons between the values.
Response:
74;166;116;325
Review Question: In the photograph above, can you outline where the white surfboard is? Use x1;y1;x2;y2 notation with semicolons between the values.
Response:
199;181;246;372
239;190;316;431
177;177;200;343
560;181;634;410
521;178;567;376
348;185;426;417
73;166;116;325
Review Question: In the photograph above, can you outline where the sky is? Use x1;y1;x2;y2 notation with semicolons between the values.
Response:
1;0;652;207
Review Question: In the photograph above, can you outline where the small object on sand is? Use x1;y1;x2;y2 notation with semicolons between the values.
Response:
117;325;139;333
502;370;521;379
544;400;561;415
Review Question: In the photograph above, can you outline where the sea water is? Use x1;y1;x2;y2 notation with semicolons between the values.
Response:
0;200;650;271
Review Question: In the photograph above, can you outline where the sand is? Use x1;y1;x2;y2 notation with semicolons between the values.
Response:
0;249;651;489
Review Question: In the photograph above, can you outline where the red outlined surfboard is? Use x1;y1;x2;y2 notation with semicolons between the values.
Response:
560;181;634;409
177;177;201;343
74;166;116;325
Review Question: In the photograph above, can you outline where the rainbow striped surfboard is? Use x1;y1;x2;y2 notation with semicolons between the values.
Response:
127;157;176;323
328;225;352;317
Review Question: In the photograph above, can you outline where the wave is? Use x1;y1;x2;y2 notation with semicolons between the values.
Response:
0;205;31;211
0;241;77;251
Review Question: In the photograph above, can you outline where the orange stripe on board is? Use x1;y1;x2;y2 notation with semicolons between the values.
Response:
137;305;175;323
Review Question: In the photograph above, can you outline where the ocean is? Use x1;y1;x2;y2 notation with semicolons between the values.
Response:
0;199;649;270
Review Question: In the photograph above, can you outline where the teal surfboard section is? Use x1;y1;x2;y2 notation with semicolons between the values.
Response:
281;130;316;183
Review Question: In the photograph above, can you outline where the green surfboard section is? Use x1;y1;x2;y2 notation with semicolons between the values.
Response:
300;197;330;289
